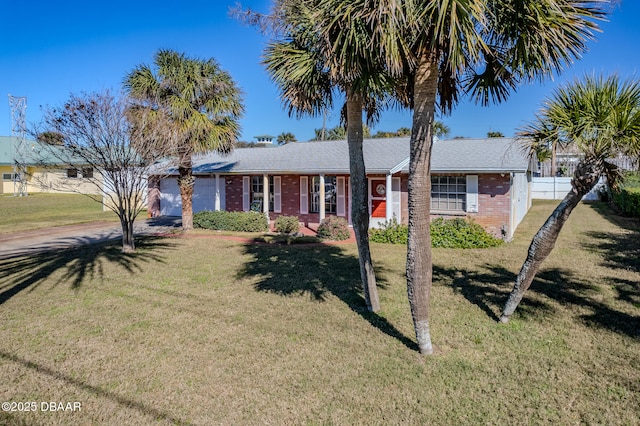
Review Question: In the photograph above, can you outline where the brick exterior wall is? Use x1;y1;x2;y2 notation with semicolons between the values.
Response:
157;172;513;237
147;177;161;218
225;174;351;226
428;173;511;238
474;174;511;237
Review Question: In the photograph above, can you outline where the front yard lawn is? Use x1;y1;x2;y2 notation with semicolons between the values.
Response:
0;200;638;424
0;193;119;234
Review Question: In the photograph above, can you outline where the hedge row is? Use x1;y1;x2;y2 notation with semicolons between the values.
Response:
612;188;640;218
370;217;503;248
193;210;269;232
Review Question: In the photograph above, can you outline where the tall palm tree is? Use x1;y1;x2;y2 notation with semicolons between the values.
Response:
500;74;640;322
251;1;408;313
124;49;244;230
326;0;608;354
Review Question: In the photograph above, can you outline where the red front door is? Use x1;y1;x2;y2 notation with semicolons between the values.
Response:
370;179;386;218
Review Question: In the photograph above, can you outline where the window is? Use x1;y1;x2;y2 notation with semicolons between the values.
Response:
310;176;337;214
82;168;94;178
66;168;78;178
250;176;275;212
2;173;17;180
431;176;466;211
250;176;263;211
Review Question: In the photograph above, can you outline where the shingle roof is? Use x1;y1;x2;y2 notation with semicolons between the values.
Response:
430;137;530;173
158;136;531;176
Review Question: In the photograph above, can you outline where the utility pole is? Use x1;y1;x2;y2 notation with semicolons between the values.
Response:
8;94;28;197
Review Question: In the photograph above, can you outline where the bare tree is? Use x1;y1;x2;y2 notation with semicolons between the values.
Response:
31;90;172;253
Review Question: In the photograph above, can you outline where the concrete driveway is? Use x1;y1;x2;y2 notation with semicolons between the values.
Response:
0;217;182;259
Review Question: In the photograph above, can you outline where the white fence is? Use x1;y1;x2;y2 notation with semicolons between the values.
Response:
531;177;605;200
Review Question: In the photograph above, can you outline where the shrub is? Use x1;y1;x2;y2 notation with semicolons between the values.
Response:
317;216;351;241
369;217;502;248
612;188;640;218
370;218;408;244
274;215;300;234
430;217;503;248
193;210;269;232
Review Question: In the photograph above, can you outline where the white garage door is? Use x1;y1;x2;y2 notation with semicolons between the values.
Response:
193;178;216;212
160;178;182;216
160;177;225;217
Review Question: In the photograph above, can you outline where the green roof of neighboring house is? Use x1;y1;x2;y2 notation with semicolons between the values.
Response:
0;136;39;165
0;136;81;166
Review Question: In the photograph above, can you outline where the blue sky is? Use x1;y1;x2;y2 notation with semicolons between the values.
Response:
1;1;638;142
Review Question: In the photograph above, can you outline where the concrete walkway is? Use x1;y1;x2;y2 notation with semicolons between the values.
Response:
0;217;182;259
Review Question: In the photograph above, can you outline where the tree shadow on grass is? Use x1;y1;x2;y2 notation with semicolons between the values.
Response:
0;236;176;306
584;229;640;275
0;350;191;425
530;269;639;339
237;240;418;351
433;263;516;321
434;263;639;338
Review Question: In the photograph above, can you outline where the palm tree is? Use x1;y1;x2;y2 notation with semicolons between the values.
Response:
254;1;409;313
433;121;450;139
326;0;608;354
277;132;297;144
500;74;640;322
124;49;244;230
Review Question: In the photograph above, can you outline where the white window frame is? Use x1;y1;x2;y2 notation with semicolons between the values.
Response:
431;175;467;212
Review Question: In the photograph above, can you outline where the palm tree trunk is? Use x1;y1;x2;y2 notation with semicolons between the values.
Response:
346;90;380;312
406;49;439;355
178;152;195;231
500;157;603;322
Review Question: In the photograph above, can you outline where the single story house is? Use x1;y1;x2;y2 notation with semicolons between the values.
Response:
151;137;532;239
0;136;100;195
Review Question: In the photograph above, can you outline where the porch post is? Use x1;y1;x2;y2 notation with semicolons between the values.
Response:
214;174;221;211
263;174;269;216
385;173;393;221
319;174;326;221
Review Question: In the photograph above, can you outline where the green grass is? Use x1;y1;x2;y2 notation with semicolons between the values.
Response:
0;200;638;425
0;193;120;234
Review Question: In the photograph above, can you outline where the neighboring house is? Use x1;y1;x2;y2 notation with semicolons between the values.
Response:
152;137;532;239
536;144;638;177
0;136;100;195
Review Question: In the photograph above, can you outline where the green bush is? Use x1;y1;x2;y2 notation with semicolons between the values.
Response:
274;215;300;234
612;188;640;218
193;210;269;232
370;218;408;244
317;216;351;241
369;217;503;248
431;217;503;248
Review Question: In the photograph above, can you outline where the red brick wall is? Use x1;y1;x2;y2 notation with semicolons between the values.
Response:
225;174;351;225
147;177;161;218
428;173;510;238
474;174;511;237
225;175;244;212
221;172;511;237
